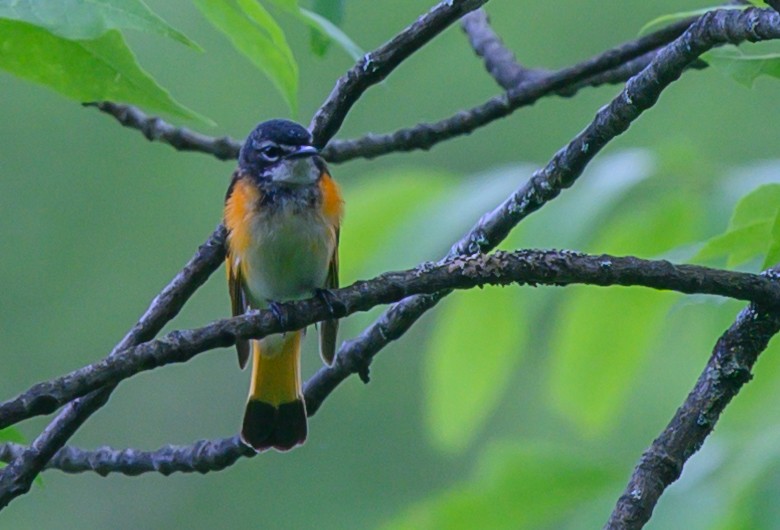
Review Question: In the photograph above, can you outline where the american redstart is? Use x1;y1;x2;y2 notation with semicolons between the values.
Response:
224;119;343;451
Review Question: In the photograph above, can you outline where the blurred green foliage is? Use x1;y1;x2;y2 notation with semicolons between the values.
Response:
3;1;780;529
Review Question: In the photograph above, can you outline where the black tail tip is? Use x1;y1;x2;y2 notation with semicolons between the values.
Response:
241;399;307;452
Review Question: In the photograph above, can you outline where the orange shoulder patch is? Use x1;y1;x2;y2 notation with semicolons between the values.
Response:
320;172;344;225
224;176;260;257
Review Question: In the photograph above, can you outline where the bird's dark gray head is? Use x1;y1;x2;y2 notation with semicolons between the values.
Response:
238;119;320;180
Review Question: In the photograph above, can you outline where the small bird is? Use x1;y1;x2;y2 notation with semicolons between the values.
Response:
224;119;343;451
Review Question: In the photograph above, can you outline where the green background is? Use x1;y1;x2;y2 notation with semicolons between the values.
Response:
3;1;780;528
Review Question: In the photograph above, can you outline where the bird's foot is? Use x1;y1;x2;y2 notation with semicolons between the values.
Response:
267;300;289;330
314;288;346;318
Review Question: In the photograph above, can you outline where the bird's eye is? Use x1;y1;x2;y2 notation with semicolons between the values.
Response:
260;145;284;161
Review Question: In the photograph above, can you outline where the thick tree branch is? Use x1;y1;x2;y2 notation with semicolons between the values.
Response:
307;7;780;413
3;252;780;476
3;250;780;434
604;267;780;530
0;226;227;508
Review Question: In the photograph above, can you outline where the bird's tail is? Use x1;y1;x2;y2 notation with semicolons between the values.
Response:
241;331;307;452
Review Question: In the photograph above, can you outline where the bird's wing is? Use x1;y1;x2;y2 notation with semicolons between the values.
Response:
319;227;339;366
227;251;251;369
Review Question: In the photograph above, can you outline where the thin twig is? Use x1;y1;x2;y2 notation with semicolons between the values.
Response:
88;7;687;164
320;14;697;163
84;102;241;160
604;267;780;530
460;9;542;89
4;250;780;434
89;0;489;159
309;0;489;147
0;438;254;476
460;9;697;93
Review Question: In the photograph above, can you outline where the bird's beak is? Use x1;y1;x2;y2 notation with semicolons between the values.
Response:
286;145;319;160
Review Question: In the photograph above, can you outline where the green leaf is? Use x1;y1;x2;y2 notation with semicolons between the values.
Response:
0;427;24;444
266;0;362;60
704;45;780;88
299;8;362;61
764;211;780;268
424;286;527;453
639;6;744;36
731;184;780;228
550;287;678;437
0;20;207;122
549;199;700;436
696;222;772;266
309;0;344;56
0;428;30;482
194;0;298;113
694;184;780;268
0;0;199;49
381;441;620;530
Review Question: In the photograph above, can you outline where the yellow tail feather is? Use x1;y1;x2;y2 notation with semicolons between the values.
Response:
241;331;307;451
249;331;302;405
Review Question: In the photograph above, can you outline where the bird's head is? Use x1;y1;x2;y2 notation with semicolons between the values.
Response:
238;119;321;185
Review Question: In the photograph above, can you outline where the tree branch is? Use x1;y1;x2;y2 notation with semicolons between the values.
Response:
0;225;227;508
320;11;698;163
308;0;488;148
460;8;540;90
87;0;488;161
306;7;780;413
604;267;780;530
459;9;698;94
3;251;780;477
0;0;492;508
84;102;241;160
88;7;689;165
3;250;780;434
0;437;253;476
7;4;779;517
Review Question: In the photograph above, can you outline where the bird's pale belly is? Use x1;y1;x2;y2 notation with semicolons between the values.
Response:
242;207;334;308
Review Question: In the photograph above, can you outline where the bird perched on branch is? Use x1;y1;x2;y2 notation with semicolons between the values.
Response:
224;119;343;451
